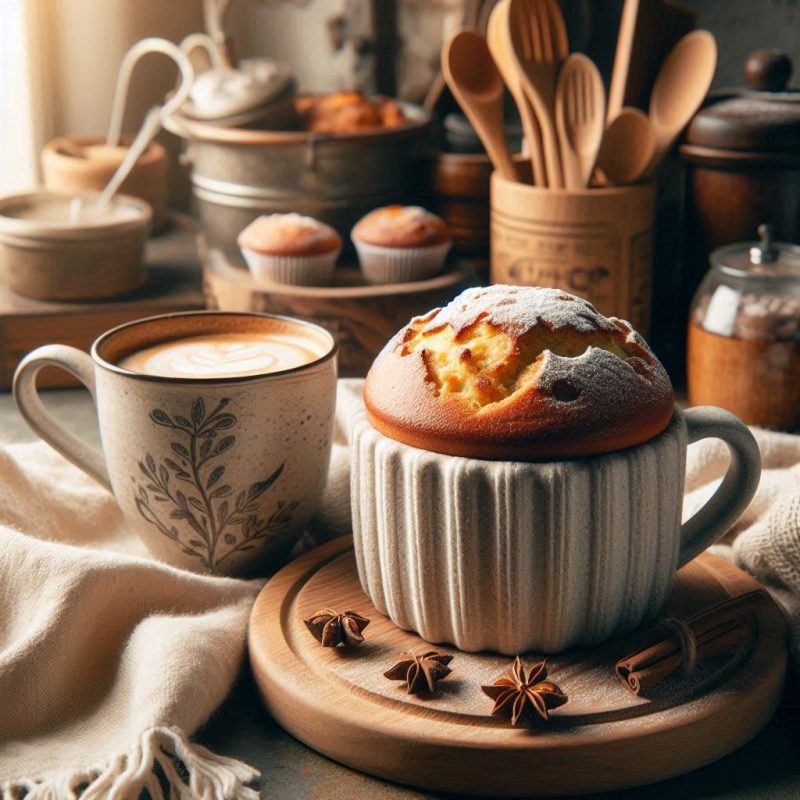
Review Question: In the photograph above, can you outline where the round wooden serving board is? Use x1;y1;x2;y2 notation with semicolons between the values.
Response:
249;537;787;797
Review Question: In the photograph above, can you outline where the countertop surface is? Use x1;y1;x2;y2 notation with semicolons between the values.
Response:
1;388;798;800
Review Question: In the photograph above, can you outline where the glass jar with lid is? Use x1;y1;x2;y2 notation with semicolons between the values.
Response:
687;225;800;430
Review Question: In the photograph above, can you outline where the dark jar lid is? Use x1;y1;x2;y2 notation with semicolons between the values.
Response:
711;224;800;279
681;49;800;165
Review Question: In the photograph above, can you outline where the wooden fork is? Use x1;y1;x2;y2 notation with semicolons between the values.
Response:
507;0;568;188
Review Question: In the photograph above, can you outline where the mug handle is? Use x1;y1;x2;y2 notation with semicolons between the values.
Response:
13;345;112;492
678;406;761;568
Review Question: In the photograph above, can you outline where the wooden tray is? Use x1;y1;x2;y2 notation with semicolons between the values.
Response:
0;215;204;390
202;248;472;378
249;537;788;797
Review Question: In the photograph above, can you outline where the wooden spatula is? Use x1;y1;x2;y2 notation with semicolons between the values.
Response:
607;0;696;122
507;0;569;188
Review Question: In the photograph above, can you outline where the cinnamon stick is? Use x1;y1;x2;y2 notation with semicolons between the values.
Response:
615;590;764;694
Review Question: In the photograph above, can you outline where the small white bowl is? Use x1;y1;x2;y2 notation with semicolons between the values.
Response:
353;238;451;284
240;246;341;287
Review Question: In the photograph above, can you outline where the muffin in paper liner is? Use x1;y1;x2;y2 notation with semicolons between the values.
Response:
240;246;341;287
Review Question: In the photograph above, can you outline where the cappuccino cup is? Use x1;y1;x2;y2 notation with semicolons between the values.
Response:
14;312;337;575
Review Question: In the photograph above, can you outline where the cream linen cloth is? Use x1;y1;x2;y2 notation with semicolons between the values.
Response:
0;381;360;799
683;423;800;663
1;379;799;798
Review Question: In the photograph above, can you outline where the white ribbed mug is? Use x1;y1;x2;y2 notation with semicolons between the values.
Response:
352;405;760;654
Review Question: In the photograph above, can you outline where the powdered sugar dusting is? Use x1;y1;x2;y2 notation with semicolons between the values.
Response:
399;285;674;409
534;348;672;419
238;213;338;250
421;285;624;337
391;205;440;227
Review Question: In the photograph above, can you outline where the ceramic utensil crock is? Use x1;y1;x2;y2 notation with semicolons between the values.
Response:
490;173;656;334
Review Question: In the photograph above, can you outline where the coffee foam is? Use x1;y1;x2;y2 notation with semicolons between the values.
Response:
118;332;325;379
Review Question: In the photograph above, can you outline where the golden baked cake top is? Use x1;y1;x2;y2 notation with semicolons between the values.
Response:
238;213;342;257
364;285;675;460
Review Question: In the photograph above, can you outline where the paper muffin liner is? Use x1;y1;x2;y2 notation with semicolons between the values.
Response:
240;246;340;287
353;239;451;284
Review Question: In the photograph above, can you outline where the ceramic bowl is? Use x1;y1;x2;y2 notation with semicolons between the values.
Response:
0;190;152;301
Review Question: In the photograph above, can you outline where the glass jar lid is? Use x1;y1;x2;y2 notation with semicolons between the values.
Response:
711;224;800;278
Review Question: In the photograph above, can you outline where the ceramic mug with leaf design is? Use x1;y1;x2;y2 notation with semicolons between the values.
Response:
13;311;337;575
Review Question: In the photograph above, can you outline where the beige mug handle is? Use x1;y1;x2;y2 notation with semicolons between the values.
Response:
13;345;112;491
678;406;761;567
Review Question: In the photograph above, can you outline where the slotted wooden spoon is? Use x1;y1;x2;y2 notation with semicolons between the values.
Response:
555;53;605;189
507;0;568;188
442;28;518;181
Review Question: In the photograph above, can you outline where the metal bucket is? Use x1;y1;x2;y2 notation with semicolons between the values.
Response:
166;105;431;263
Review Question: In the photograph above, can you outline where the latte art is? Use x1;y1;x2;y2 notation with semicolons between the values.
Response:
118;332;324;378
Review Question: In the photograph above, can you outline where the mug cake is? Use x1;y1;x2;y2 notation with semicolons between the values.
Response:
238;213;342;286
352;285;694;653
365;285;673;459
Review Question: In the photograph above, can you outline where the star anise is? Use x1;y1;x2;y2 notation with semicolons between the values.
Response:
481;657;567;726
384;651;454;694
303;608;370;647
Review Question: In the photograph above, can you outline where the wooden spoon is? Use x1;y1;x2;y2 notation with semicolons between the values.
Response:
442;28;518;181
555;53;605;189
596;107;655;186
644;29;717;177
424;0;488;113
487;0;545;186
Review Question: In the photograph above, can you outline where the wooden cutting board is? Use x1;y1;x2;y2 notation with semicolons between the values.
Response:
249;536;787;797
